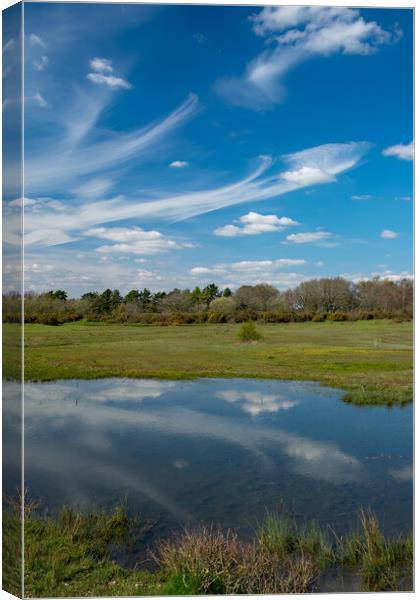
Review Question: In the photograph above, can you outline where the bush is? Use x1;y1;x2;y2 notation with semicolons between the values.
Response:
207;312;227;323
312;313;327;322
327;311;347;322
239;320;261;341
233;309;258;323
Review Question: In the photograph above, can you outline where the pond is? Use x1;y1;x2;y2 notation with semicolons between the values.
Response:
4;378;412;549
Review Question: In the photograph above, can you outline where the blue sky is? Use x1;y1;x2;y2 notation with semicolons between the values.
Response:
4;3;413;295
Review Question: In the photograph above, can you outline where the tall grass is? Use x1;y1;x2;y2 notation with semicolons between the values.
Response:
3;499;413;596
338;509;413;591
258;512;333;567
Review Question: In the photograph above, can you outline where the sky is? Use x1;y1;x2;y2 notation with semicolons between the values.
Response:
3;3;414;295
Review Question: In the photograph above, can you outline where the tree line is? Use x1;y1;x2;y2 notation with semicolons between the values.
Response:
3;277;413;326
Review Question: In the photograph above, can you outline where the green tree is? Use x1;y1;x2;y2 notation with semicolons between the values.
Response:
124;290;141;303
47;290;68;301
201;283;220;306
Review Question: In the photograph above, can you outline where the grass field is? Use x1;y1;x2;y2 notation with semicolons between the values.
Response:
4;319;413;405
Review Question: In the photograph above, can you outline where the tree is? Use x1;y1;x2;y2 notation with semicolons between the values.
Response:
161;289;194;312
138;288;153;311
190;286;203;303
47;290;67;301
201;283;221;306
100;289;122;313
209;296;236;317
282;278;353;312
235;284;279;311
222;287;232;297
124;290;141;303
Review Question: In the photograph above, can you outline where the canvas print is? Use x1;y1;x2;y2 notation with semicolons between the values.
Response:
2;1;413;596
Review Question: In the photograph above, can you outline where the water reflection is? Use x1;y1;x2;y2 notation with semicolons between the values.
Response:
12;378;412;540
216;390;298;415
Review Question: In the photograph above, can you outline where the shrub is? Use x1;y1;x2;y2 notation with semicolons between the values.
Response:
261;311;283;323
312;313;327;322
327;311;347;322
207;312;227;323
157;527;317;595
239;320;261;341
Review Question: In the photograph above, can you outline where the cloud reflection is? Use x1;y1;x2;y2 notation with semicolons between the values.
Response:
217;389;298;415
20;379;363;493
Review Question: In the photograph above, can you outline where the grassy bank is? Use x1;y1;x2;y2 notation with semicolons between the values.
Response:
3;502;412;596
5;320;413;405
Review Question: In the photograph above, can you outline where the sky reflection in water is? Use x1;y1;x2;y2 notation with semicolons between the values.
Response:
5;378;412;540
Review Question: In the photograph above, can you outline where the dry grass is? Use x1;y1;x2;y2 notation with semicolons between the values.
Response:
156;525;319;594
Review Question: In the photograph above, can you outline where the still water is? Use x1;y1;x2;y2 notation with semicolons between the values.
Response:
5;378;412;543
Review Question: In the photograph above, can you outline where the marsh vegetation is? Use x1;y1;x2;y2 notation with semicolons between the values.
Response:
4;501;412;597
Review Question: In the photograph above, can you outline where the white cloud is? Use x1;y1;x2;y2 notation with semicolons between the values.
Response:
342;269;412;283
190;258;307;288
281;166;334;186
372;270;412;281
87;56;132;89
25;229;77;247
233;259;305;270
215;211;299;236
89;57;113;73
170;160;189;168
87;72;132;89
3;38;15;53
9;197;37;207
73;178;113;199
32;93;48;108
193;33;205;44
382;141;413;161
136;268;162;281
217;6;398;110
191;267;215;276
33;55;48;71
351;194;372;200
29;33;46;48
286;231;332;244
86;226;192;256
380;229;398;239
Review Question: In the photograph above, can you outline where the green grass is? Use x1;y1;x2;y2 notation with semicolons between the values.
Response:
4;320;412;405
3;503;412;596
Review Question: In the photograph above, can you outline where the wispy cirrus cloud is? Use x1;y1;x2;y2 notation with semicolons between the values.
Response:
382;141;413;160
33;55;48;71
25;92;199;193
23;141;369;248
216;6;400;110
31;92;48;107
29;33;46;48
215;211;299;237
